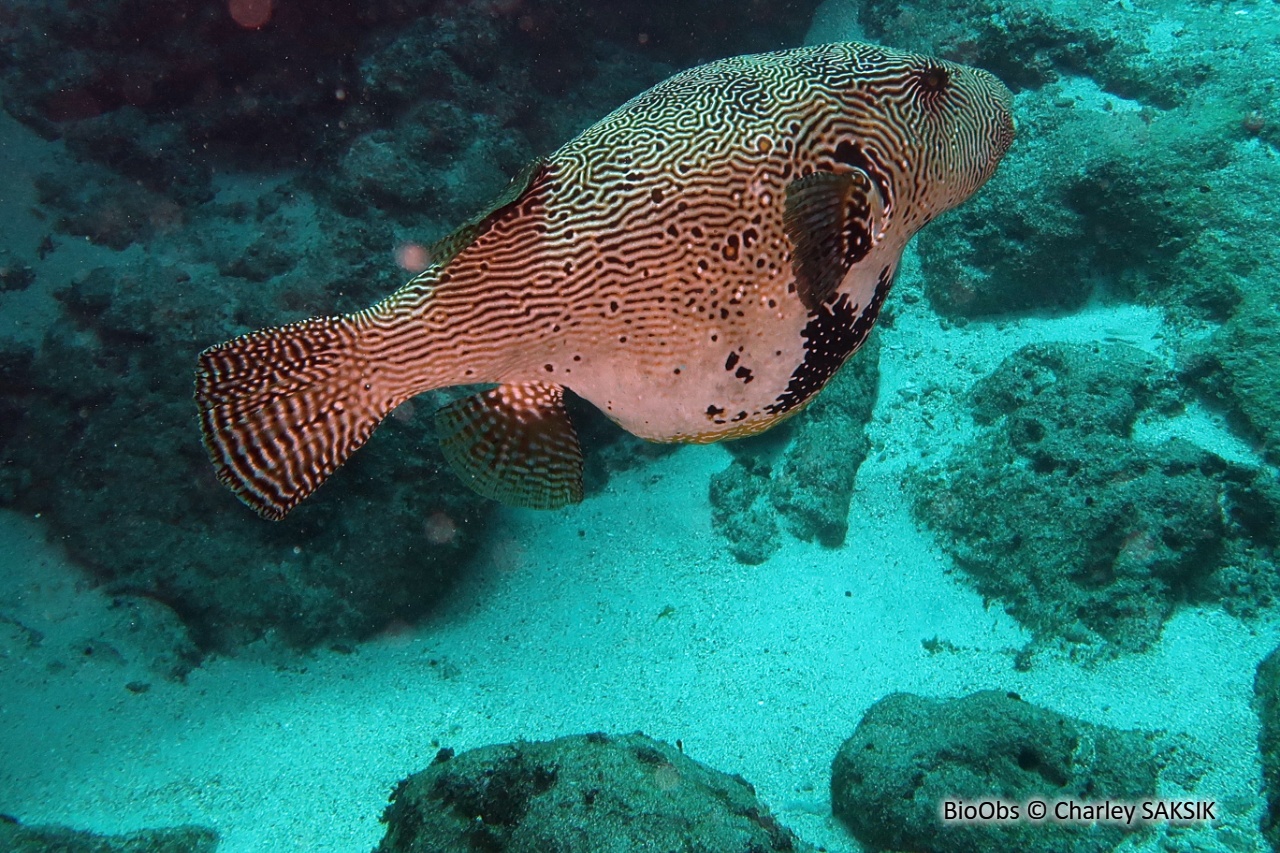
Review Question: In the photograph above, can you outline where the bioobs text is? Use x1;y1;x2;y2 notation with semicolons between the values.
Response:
941;798;1217;825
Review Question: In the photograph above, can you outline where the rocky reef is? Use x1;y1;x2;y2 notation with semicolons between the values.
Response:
867;0;1280;467
911;342;1280;654
1257;645;1280;852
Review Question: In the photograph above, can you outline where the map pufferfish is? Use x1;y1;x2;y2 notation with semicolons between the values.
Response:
195;40;1015;519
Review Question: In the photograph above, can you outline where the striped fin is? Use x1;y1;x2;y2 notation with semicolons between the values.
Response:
435;382;584;510
784;170;880;310
195;316;392;520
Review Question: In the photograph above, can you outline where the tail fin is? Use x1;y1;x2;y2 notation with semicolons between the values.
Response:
195;316;392;520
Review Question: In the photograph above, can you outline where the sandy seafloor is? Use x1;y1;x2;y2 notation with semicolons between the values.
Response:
2;53;1279;853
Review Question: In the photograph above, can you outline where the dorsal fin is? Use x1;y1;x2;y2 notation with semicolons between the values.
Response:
783;169;881;311
429;157;549;268
434;382;584;510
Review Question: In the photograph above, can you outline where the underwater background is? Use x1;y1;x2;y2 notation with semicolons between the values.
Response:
1;0;1278;850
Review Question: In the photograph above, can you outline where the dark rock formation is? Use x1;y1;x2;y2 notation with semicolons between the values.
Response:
711;452;782;564
1187;286;1280;467
0;250;35;292
0;817;217;853
710;333;880;563
832;690;1161;853
377;732;811;852
0;0;823;172
1257;645;1280;852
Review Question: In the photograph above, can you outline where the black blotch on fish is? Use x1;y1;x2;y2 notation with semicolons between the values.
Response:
766;266;893;416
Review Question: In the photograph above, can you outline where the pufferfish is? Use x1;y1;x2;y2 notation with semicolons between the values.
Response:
196;41;1014;519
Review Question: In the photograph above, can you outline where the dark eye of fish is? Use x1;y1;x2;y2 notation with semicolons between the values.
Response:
916;65;951;95
194;41;1015;519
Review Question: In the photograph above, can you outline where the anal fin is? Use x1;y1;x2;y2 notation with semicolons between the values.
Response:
435;382;584;509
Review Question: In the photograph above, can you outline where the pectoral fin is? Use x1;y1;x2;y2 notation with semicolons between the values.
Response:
783;169;881;311
435;382;584;509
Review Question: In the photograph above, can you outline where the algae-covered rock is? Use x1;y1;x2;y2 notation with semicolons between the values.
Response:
916;134;1091;318
0;339;35;504
831;691;1160;853
918;84;1240;321
91;595;202;682
1199;288;1280;466
1257;645;1280;852
377;732;811;853
0;0;822;173
62;107;213;206
0;249;36;293
0;817;217;853
710;334;879;561
769;334;880;547
33;161;176;251
912;342;1280;652
710;455;781;565
853;0;1275;324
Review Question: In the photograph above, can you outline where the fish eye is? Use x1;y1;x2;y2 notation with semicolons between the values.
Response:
915;65;951;96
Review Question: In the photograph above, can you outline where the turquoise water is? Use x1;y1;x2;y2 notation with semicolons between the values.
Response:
0;0;1277;850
